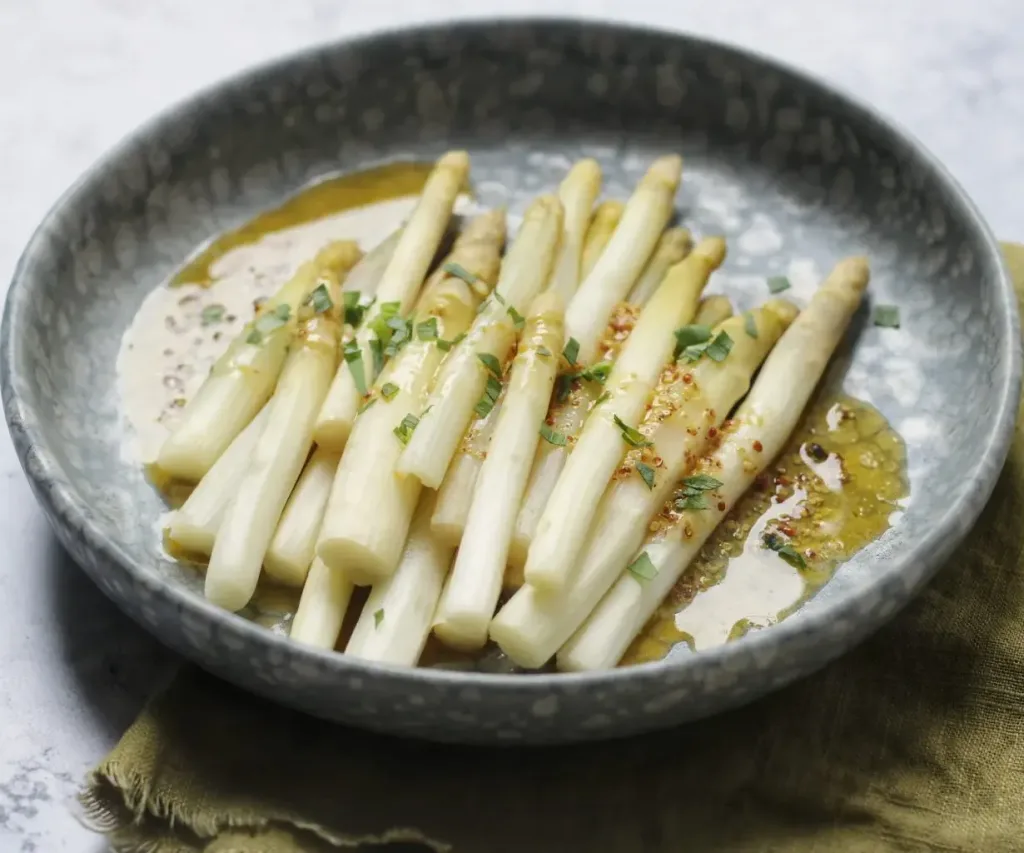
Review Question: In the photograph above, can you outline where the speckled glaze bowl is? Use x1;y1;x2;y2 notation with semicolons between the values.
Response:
2;19;1019;744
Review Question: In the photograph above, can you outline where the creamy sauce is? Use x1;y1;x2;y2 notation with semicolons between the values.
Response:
623;394;908;664
116;164;476;465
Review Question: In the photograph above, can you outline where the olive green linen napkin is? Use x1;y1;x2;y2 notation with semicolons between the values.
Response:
79;246;1024;853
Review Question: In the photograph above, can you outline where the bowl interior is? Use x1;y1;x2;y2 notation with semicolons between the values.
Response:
3;20;1017;738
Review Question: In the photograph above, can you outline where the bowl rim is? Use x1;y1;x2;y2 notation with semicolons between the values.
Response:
3;16;1020;698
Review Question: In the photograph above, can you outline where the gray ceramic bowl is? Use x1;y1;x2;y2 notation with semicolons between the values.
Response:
2;19;1020;744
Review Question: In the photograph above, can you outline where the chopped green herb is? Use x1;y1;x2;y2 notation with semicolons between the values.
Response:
200;303;226;326
627;551;658;582
595;391;611;406
872;304;900;328
369;337;384;374
676;492;709;511
343;291;363;326
684;474;723;491
744;312;758;338
437;331;466;352
374;608;385;628
357;397;377;414
635;461;656;490
537;345;552;358
563;337;580;366
674;474;723;512
393;413;420;445
554;373;575;403
443;262;478;284
309;283;334;315
383;314;412;357
474;374;503;418
343;340;368;396
507;305;525;329
705;331;734;362
380;382;399;401
613;415;652;448
477;352;503;378
416;317;439;341
763;532;807;569
673;324;713;358
767;275;791;294
492;290;507;306
540;424;568;446
245;303;291;344
580;361;613;384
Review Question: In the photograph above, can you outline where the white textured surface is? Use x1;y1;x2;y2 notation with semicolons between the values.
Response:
1;1;1023;848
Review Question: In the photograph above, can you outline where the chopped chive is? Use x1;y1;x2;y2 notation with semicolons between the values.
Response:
393;413;420;444
477;352;503;378
369;337;384;374
744;312;758;339
705;331;734;362
246;303;291;344
673;324;713;359
474;374;503;418
554;373;575;403
627;551;658;582
437;331;466;352
613;415;652;448
507;305;525;329
763;532;807;569
540;424;568;446
767;275;791;294
635;461;656;490
581;361;613;384
357;397;377;414
309;283;334;315
595;391;611;406
343;291;366;326
872;304;900;328
374;608;385;628
537;345;552;358
380;382;400;401
416;317;439;341
343;340;368;396
200;304;226;326
492;290;507;306
563;337;580;366
443;262;478;284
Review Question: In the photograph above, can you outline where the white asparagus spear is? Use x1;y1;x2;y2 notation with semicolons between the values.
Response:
164;404;271;558
313;151;470;450
546;159;602;301
564;155;682;365
290;557;354;650
432;293;565;650
262;447;340;587
156;241;361;482
558;257;870;671
523;237;726;593
580;200;625;280
316;211;506;584
627;227;693;305
204;271;344;611
490;300;798;667
430;392;504;548
508;286;734;572
345;492;452;666
396;195;564;488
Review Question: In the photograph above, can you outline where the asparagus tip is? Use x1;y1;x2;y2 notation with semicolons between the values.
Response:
763;297;801;325
645;154;684;190
692;236;728;269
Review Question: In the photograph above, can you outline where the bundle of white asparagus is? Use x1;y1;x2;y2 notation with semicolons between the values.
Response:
157;147;872;673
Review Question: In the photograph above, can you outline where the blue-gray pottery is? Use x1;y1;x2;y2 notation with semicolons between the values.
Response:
2;19;1019;744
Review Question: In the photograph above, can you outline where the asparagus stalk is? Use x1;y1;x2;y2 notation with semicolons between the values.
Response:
165;404;271;557
694;295;734;328
546;159;602;301
290;557;353;650
396;194;564;488
490;300;798;667
313;151;470;450
204;269;344;611
156;240;361;482
627;227;693;305
432;293;566;650
340;227;402;298
262;447;340;587
430;392;504;548
345;492;452;666
564;155;682;365
579;200;625;280
558;257;870;671
315;211;506;584
522;237;726;594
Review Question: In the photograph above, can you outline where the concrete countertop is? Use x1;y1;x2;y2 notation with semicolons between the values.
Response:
1;1;1021;849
